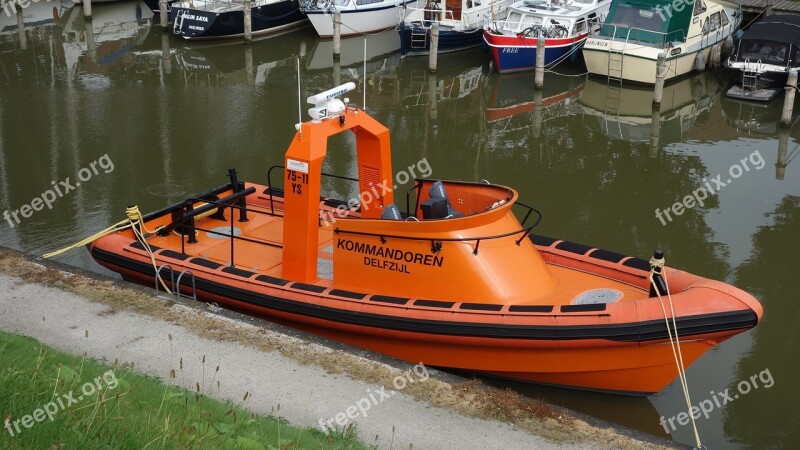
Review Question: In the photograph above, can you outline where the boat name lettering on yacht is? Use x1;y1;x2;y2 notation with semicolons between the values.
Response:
184;14;209;22
336;239;444;271
586;39;607;47
502;48;519;54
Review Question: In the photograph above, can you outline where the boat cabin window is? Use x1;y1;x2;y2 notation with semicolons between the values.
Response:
794;47;800;65
703;12;720;35
693;0;706;16
738;40;790;65
504;12;540;32
574;18;586;34
333;0;349;6
355;0;382;4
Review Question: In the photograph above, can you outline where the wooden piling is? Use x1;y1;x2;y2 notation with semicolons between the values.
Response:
83;0;92;17
333;57;341;86
244;0;252;44
333;11;341;60
766;0;774;16
781;70;797;127
535;37;545;89
653;52;666;105
160;0;168;29
429;22;439;73
15;3;26;50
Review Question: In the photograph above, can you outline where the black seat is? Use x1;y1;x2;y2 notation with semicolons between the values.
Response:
381;204;402;220
428;181;462;218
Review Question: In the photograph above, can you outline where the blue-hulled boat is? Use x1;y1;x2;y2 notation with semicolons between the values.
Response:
398;0;510;56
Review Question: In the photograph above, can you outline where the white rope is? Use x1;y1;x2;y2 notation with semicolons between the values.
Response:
649;256;702;449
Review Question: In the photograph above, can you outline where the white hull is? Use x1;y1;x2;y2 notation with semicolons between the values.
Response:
583;45;714;85
305;2;410;37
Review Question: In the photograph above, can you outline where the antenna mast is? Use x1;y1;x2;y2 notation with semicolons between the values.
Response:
296;56;302;136
363;38;367;111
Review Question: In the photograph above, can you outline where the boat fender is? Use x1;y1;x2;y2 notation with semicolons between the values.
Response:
695;51;706;72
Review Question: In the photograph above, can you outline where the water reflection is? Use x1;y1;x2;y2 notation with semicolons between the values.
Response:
0;4;798;448
579;73;724;156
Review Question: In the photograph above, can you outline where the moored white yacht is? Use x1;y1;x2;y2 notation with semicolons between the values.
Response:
582;0;741;84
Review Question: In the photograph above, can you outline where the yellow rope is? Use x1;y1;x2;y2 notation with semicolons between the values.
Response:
43;206;172;294
649;256;702;449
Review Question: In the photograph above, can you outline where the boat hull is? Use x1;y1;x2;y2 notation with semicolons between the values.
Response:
88;184;762;396
170;2;308;40
483;32;587;73
398;23;484;56
304;1;413;37
583;45;714;85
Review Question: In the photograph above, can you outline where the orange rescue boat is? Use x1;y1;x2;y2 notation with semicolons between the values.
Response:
86;83;762;395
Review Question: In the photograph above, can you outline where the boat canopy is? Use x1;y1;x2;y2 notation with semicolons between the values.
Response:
733;15;800;66
600;0;693;44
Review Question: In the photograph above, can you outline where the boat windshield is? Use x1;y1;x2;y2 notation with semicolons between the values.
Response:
736;39;791;66
599;0;689;45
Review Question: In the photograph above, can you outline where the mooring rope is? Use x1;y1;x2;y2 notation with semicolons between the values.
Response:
649;256;703;449
43;206;172;294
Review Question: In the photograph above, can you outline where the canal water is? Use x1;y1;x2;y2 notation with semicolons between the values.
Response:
1;2;798;448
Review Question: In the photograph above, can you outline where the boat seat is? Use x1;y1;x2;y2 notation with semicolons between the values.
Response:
381;204;403;220
429;181;463;218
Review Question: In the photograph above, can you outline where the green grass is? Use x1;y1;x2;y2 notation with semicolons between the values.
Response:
0;332;371;449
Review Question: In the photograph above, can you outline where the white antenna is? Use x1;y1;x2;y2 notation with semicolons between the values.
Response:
363;38;367;111
296;56;302;135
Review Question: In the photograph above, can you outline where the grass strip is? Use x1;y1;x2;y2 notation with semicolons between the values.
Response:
0;331;370;450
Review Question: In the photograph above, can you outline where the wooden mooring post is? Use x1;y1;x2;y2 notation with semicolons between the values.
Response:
653;53;666;105
535;37;545;89
781;70;798;127
15;3;26;50
766;0;774;16
429;22;439;73
160;0;168;29
83;0;92;17
244;0;252;44
333;11;341;59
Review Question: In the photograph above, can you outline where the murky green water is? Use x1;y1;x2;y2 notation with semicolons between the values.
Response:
1;2;798;447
